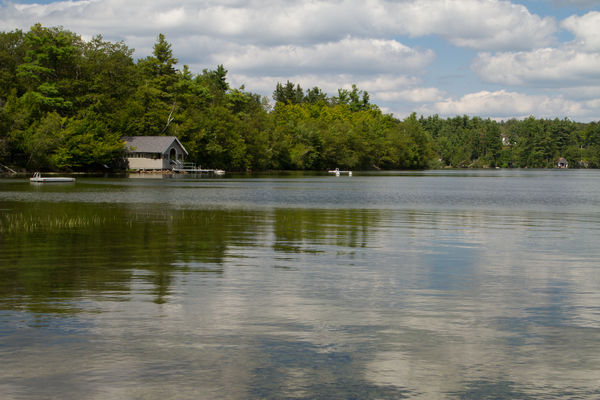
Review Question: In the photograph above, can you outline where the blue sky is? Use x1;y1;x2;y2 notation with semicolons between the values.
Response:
1;0;599;121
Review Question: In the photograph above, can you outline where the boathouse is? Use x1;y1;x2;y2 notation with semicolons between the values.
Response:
557;157;568;168
122;136;188;170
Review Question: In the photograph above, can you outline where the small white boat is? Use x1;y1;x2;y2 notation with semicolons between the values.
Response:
30;172;75;183
328;168;352;177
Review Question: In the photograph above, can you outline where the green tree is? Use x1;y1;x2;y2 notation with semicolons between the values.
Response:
22;111;64;170
333;84;371;111
77;35;137;117
273;81;304;105
305;87;328;104
186;106;248;170
127;33;180;136
0;29;25;98
16;24;81;117
52;112;125;170
197;65;229;105
581;122;600;167
397;113;435;168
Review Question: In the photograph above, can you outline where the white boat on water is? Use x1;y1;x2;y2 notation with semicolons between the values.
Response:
328;168;352;177
30;172;75;183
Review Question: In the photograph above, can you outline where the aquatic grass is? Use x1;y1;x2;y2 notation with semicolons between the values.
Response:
0;208;255;234
0;213;113;234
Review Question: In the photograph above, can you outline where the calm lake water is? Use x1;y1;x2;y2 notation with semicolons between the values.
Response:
1;170;599;399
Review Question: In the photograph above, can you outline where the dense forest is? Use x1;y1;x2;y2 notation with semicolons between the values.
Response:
1;24;599;172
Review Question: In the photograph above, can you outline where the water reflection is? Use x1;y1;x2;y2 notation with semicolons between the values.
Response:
0;203;261;309
0;203;388;312
1;172;600;399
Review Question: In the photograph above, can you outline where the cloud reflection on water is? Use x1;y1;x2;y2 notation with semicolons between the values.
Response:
1;173;600;398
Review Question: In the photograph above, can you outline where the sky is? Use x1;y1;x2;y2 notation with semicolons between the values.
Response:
1;0;599;121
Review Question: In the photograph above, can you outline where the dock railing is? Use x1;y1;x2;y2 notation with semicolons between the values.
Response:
171;160;198;171
171;160;224;175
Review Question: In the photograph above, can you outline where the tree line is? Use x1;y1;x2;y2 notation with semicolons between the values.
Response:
1;25;598;172
421;115;600;168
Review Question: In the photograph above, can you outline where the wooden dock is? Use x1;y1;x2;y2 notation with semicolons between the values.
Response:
172;167;225;174
30;172;76;183
172;161;225;175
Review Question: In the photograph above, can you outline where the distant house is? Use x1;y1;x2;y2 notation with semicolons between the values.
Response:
557;157;568;168
122;136;188;170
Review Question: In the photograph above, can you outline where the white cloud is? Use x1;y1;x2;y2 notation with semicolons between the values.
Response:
472;47;600;86
1;0;598;121
340;75;421;93
472;11;600;89
0;0;556;51
558;85;600;100
228;73;421;100
561;11;600;50
228;73;349;96
153;7;186;28
375;0;556;50
376;88;446;103
211;37;434;76
584;98;600;112
422;90;591;119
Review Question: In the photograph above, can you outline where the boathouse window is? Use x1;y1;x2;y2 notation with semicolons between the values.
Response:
127;152;161;159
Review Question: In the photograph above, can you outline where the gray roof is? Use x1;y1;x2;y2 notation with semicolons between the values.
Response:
122;136;188;155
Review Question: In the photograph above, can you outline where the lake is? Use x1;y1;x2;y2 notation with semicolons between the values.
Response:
1;169;599;399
